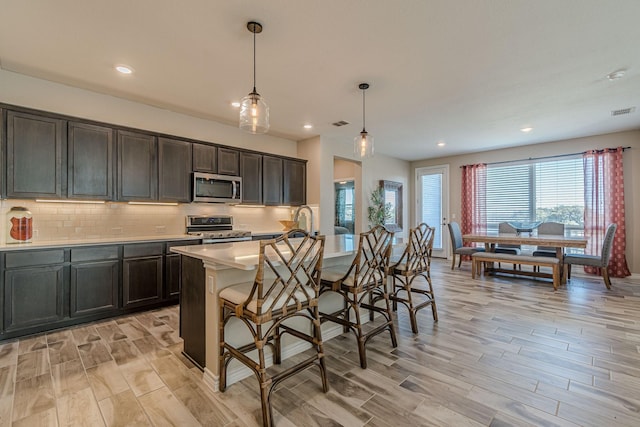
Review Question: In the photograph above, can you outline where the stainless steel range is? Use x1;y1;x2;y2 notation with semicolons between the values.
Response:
186;215;252;243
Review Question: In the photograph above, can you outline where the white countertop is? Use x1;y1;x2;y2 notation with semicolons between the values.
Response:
0;234;202;251
171;234;360;270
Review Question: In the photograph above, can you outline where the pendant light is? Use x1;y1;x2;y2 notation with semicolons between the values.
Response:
239;21;269;134
354;83;374;159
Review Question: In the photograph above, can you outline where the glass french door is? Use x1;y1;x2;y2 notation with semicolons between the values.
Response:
416;165;449;258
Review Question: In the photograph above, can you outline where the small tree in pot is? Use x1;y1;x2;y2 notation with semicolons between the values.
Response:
367;187;393;228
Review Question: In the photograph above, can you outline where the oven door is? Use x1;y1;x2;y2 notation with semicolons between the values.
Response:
193;173;242;203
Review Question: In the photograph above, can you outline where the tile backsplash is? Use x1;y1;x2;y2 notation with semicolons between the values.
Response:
1;200;319;244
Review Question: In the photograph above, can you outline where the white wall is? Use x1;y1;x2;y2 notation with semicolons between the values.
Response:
0;69;297;157
298;134;411;238
411;130;640;274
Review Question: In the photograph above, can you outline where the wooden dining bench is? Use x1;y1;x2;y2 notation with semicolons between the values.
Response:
471;252;561;290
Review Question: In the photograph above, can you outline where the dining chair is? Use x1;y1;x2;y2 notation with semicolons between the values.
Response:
319;225;397;369
495;222;522;270
532;222;565;271
564;223;617;289
389;223;437;334
218;230;328;427
447;221;485;269
495;222;522;254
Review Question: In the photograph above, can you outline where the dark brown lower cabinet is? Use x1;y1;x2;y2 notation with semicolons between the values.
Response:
70;245;120;317
70;261;119;317
122;243;164;309
4;265;65;332
0;239;198;340
123;256;163;308
165;254;181;299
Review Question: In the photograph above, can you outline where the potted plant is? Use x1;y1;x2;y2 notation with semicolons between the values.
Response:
367;187;393;228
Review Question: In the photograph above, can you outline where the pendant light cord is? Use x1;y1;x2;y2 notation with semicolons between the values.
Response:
252;30;257;93
362;88;366;133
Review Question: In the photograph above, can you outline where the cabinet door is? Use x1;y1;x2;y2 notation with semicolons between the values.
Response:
158;137;192;202
123;256;163;308
70;260;120;317
68;121;114;200
4;265;65;331
263;155;283;206
165;254;181;299
240;152;263;205
117;130;158;201
217;147;240;176
193;143;217;173
6;110;66;198
283;159;306;206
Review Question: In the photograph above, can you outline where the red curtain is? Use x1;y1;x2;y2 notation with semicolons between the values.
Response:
583;147;630;278
461;164;487;247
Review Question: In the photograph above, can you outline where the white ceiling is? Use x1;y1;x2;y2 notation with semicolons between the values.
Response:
1;0;639;161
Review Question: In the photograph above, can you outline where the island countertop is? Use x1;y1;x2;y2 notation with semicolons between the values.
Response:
170;234;360;270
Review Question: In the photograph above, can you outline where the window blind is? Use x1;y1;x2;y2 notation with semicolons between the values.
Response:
485;155;584;233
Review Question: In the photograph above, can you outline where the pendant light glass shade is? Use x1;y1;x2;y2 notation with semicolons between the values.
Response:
239;21;269;134
239;90;269;134
354;83;374;159
354;131;374;158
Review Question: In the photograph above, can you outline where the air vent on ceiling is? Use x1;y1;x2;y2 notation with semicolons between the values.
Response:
611;107;636;116
332;120;350;127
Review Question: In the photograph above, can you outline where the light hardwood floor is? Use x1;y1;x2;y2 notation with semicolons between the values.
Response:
0;258;639;426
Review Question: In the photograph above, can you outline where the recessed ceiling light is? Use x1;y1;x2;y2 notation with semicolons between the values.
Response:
231;101;241;108
303;124;313;129
521;127;533;133
437;141;446;147
115;64;134;74
606;69;626;81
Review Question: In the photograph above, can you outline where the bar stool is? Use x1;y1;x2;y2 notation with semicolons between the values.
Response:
319;225;397;369
218;230;327;427
389;223;437;334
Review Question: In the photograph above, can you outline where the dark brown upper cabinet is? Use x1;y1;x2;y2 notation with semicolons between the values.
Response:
158;137;192;202
217;147;240;176
192;143;217;173
263;155;283;206
68;121;114;200
6;110;66;198
283;159;306;206
240;152;263;205
117;130;158;201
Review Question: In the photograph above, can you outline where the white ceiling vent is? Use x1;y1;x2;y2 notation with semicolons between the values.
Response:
332;120;350;127
611;107;636;116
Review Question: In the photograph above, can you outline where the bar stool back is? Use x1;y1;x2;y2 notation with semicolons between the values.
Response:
319;225;397;368
389;223;437;333
218;230;327;427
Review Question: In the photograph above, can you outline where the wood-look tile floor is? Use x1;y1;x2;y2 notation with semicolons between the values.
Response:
1;259;639;426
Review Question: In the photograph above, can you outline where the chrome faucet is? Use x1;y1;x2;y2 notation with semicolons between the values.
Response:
293;205;314;235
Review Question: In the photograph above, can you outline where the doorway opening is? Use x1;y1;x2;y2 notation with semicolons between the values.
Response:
334;180;355;234
416;165;449;258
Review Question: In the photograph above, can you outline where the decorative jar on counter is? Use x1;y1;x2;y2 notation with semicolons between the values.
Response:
7;207;33;243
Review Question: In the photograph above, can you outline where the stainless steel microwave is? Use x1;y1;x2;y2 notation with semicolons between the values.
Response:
193;172;242;203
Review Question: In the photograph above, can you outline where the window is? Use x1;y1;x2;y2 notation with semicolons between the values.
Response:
486;156;584;238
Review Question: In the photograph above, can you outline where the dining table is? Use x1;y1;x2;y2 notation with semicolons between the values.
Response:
462;232;588;284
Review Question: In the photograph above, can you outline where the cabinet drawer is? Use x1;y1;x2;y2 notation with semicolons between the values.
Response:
71;246;119;262
5;249;65;268
123;243;164;258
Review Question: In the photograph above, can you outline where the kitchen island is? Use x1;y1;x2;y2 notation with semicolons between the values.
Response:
171;234;362;391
